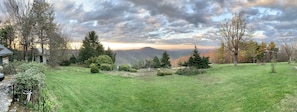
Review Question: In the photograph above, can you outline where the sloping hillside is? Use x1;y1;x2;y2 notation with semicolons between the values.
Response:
115;47;212;65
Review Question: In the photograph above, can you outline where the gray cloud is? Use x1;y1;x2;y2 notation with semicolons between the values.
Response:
1;0;297;48
126;0;214;25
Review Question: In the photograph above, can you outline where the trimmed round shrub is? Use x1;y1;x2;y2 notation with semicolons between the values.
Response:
157;70;173;76
100;64;113;71
90;66;99;73
90;63;100;73
86;55;114;68
119;64;131;71
96;55;113;65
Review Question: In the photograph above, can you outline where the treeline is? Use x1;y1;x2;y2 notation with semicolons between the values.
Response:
212;40;291;64
1;0;68;67
131;51;171;70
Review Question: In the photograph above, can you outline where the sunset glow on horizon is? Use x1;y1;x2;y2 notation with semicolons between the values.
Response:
69;41;217;50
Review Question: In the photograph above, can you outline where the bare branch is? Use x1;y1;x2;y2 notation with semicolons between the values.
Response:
219;13;249;66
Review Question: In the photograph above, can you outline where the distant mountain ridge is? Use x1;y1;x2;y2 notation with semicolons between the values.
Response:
115;47;213;65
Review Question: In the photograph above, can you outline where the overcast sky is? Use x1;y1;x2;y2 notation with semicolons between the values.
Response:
1;0;297;50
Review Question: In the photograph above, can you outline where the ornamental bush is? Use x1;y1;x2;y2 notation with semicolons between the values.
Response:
96;55;113;65
1;63;17;75
17;62;45;73
157;70;173;76
86;55;114;69
90;65;99;73
100;64;113;71
14;68;45;104
119;64;131;71
13;62;57;111
175;68;205;75
85;57;97;67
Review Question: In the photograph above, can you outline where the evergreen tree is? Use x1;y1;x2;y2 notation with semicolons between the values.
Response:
201;57;210;68
188;45;210;69
152;56;161;68
78;31;104;62
105;47;116;63
161;51;171;68
79;36;94;62
189;46;202;68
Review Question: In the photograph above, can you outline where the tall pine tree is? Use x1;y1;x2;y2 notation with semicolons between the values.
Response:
78;31;104;62
152;56;161;68
105;47;116;63
188;45;210;69
161;51;171;68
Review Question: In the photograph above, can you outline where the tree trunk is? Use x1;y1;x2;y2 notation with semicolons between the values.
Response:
24;44;28;62
233;52;238;66
288;56;291;64
23;42;29;62
40;30;45;64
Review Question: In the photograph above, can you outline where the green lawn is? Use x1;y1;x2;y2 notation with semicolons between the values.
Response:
45;63;297;112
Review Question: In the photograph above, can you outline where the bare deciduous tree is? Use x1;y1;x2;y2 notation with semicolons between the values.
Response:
2;0;35;61
2;0;59;63
219;13;249;66
31;0;55;62
48;26;70;68
280;37;295;64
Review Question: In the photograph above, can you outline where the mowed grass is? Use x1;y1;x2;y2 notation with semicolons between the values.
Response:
45;63;297;112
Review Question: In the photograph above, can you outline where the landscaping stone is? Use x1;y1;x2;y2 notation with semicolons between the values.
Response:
0;75;13;112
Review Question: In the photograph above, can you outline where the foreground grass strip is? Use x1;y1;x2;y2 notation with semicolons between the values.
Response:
46;63;297;112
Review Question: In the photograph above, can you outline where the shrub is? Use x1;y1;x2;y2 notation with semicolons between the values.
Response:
100;64;113;71
85;57;97;67
14;68;45;104
17;62;45;73
175;68;205;75
132;61;144;70
97;55;113;65
90;65;99;73
119;64;131;71
85;55;114;68
128;68;137;73
89;63;98;68
13;62;57;111
34;89;58;111
59;60;71;66
1;63;17;75
157;70;173;76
